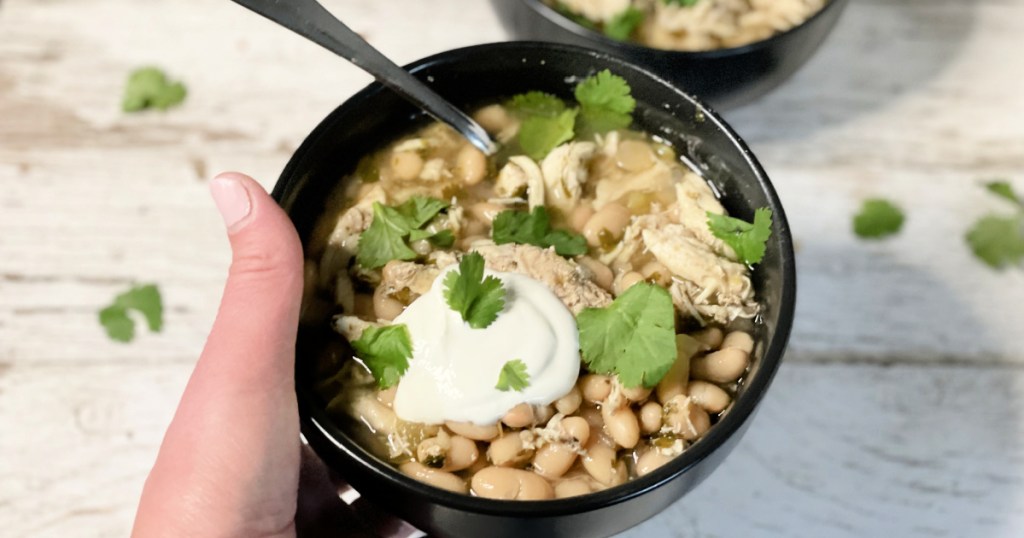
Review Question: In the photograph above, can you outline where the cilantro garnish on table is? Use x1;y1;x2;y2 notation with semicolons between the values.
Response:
122;67;187;112
491;206;588;257
577;282;677;389
495;359;531;392
351;324;413;389
707;208;773;265
356;196;450;269
853;198;905;239
506;70;637;159
443;252;507;329
98;284;163;343
966;180;1024;269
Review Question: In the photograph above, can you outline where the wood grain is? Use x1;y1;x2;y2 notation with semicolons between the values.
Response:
1;0;1023;536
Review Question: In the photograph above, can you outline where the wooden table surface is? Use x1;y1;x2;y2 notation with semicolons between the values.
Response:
2;0;1023;536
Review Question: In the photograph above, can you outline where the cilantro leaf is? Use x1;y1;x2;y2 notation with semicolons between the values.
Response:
707;208;773;265
663;0;700;6
443;252;506;329
357;202;417;269
575;70;636;135
98;284;163;343
853;199;905;239
966;214;1024;269
492;206;588;256
519;108;578;160
351;324;413;389
508;91;567;118
986;181;1023;208
577;283;677;388
604;6;645;41
495;359;531;392
356;197;450;269
397;196;449;228
122;67;187;112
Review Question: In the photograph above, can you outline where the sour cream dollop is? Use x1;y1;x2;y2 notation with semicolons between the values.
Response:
392;267;580;425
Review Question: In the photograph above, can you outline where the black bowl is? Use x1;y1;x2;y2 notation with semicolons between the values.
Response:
272;42;796;538
491;0;849;108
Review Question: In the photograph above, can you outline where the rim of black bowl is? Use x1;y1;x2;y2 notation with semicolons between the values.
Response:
276;41;796;518
522;0;846;59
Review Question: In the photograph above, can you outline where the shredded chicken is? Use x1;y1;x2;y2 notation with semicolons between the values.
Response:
593;161;674;209
643;225;756;323
332;315;380;342
377;244;612;315
540;142;596;214
673;176;736;258
495;156;545;210
318;185;385;312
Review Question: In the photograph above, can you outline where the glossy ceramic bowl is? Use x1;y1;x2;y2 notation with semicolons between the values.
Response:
491;0;849;108
273;42;796;538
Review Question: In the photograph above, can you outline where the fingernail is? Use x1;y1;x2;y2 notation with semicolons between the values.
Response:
210;175;252;229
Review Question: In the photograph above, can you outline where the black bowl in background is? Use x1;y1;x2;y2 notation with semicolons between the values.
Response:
491;0;849;109
272;42;796;538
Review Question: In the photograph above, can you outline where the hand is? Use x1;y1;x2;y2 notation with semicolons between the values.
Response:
132;172;388;537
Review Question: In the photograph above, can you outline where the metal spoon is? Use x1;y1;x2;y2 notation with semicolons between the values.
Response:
231;0;497;155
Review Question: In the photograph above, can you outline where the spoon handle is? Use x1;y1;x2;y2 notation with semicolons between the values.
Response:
231;0;497;155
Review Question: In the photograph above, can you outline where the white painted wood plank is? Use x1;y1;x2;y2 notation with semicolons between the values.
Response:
3;362;1023;537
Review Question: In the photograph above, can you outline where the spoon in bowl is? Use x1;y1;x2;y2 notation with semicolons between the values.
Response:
230;0;498;156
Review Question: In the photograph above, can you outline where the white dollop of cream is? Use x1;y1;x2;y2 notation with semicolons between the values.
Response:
392;268;580;425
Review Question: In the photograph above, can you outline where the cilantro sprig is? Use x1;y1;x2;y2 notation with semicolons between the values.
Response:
506;70;636;160
122;67;187;112
98;284;163;342
707;208;773;265
966;180;1024;269
495;359;530;392
356;196;450;269
351;324;413;389
491;206;588;257
577;282;677;388
443;252;507;329
663;0;700;6
853;199;905;239
604;7;645;41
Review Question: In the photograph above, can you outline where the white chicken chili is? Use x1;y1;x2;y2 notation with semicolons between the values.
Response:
302;70;772;499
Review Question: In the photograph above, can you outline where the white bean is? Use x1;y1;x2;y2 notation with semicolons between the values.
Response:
602;405;640;449
390;151;423;181
686;380;731;414
690;347;749;383
554;386;583;415
445;420;499;441
469;201;505;225
453;145;487;185
581;443;618;486
583;202;631;248
639;260;671;287
471;467;554;500
580;374;613;403
554;476;595;498
639;401;663;435
532;443;577;479
577;256;614;291
691;326;724;350
613;271;644;296
473;104;513;134
656;334;702;403
502;402;535;429
723;331;755;354
487;432;533;467
399;462;466;494
569;203;596;233
635;449;674;477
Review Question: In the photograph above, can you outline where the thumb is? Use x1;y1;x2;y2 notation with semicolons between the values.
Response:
134;172;304;537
